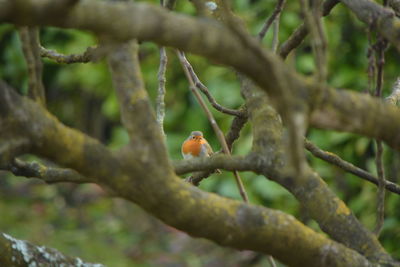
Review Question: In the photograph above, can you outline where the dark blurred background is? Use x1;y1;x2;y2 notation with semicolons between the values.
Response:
0;0;399;266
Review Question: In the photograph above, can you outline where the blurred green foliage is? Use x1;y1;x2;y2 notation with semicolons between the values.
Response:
0;0;400;265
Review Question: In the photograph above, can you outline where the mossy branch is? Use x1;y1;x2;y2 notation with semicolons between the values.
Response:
0;232;103;267
0;75;387;267
3;0;400;151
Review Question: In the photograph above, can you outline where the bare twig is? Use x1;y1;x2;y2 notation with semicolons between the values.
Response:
156;0;174;136
374;140;386;235
181;60;243;117
271;15;281;53
258;0;286;41
156;47;168;135
18;27;46;105
279;0;339;59
305;139;400;195
300;0;328;85
267;256;277;267
40;46;98;64
177;50;249;202
225;106;248;150
369;33;388;236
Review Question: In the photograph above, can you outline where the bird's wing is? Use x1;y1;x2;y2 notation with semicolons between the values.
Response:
201;141;214;156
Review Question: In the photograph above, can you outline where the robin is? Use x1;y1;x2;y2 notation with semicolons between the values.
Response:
181;131;221;173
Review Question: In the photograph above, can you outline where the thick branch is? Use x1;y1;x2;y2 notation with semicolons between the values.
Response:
107;40;167;162
0;138;30;168
0;232;103;266
6;158;90;184
174;154;253;175
241;80;393;263
340;0;400;51
311;87;400;150
0;67;380;267
3;0;400;152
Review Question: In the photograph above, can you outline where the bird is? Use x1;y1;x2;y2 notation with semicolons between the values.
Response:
181;131;221;173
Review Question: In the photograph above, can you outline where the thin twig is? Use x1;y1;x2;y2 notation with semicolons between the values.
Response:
300;0;328;85
156;47;167;135
279;0;339;59
258;0;286;41
182;60;243;117
370;32;388;236
40;46;98;64
225;106;248;150
374;140;386;235
177;50;249;202
267;256;277;267
304;139;400;195
271;15;281;53
374;48;387;234
156;0;175;136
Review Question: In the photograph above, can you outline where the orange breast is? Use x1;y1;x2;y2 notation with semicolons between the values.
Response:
182;140;202;156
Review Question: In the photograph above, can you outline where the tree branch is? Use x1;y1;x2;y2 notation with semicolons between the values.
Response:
177;50;249;202
0;232;103;266
386;77;400;105
241;80;392;263
193;76;243;117
279;0;339;59
311;87;400;151
107;40;166;156
4;0;400;152
305;139;400;195
258;0;286;41
225;106;248;150
174;154;253;175
156;46;167;136
18;27;46;105
0;63;384;267
40;45;98;64
340;0;400;51
6;158;90;184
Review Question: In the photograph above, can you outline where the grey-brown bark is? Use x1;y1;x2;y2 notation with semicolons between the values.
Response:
0;0;399;266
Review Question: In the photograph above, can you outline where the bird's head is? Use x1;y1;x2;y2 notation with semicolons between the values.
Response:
189;131;204;141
